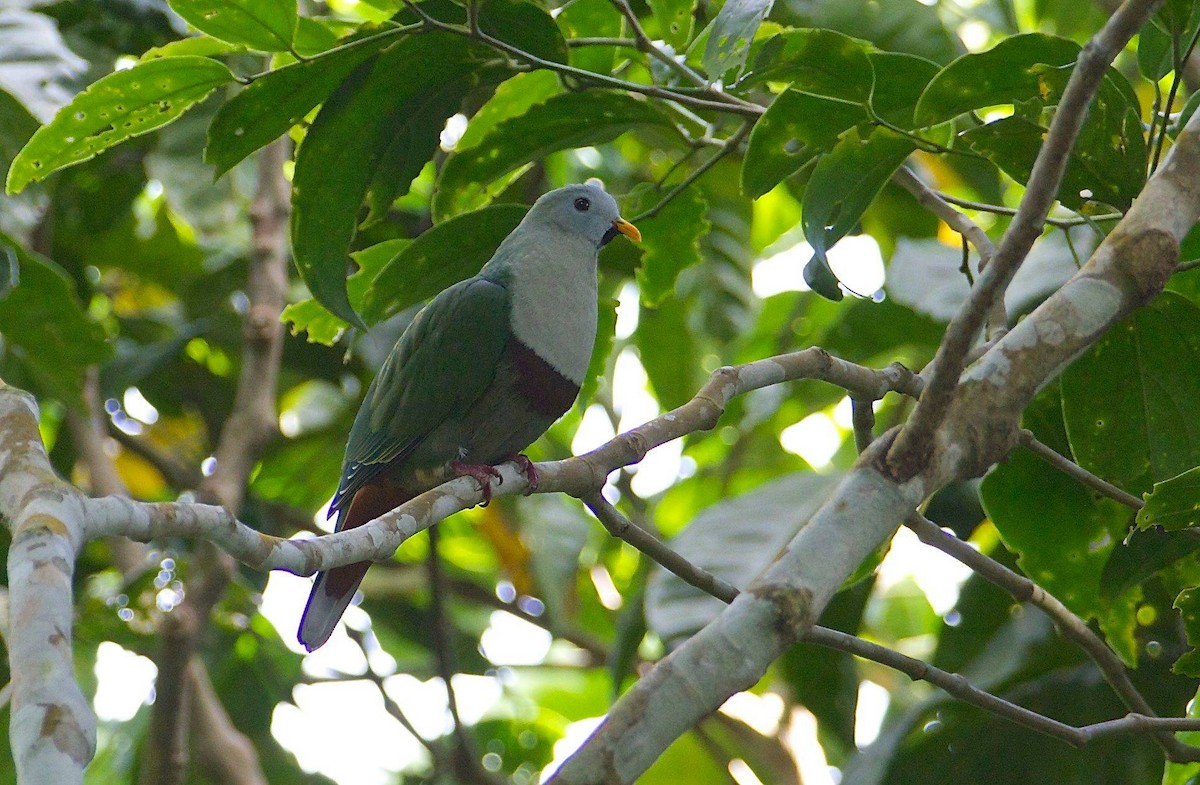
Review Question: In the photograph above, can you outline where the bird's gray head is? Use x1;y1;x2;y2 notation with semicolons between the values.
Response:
526;183;640;248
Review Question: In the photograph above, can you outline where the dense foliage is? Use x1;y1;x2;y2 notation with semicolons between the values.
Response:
5;0;1200;783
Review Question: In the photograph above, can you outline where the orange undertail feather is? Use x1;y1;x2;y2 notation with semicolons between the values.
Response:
297;483;412;652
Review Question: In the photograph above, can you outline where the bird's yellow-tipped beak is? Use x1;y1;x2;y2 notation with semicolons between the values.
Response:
613;218;641;243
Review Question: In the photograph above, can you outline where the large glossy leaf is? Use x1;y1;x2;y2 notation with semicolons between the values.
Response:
0;232;110;401
867;51;940;129
1061;293;1200;497
291;33;482;327
361;204;529;324
433;92;674;220
635;185;708;305
479;0;568;64
981;386;1133;624
741;90;866;198
703;0;775;79
645;471;843;648
960;89;1145;211
801;126;914;292
914;33;1081;126
205;33;393;177
743;28;874;101
167;0;297;52
7;57;233;193
773;0;961;64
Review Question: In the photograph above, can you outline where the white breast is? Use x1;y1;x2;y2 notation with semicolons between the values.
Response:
508;233;599;385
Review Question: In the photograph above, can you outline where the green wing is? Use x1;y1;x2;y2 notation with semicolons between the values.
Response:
330;276;510;516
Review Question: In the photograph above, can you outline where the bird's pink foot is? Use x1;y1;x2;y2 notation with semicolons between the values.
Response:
451;460;503;506
508;454;539;494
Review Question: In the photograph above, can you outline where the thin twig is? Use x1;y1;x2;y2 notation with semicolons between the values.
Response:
400;0;761;118
609;0;710;90
886;0;1163;481
633;123;751;221
934;191;1123;228
904;513;1200;762
1019;429;1143;509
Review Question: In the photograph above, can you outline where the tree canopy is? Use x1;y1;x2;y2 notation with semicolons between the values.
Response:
5;0;1200;784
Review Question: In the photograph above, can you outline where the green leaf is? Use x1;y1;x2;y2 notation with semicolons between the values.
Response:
7;57;234;193
1062;292;1200;497
801;126;914;272
1137;20;1175;82
741;89;866;198
205;33;394;177
980;386;1132;625
1137;466;1200;531
637;296;702;410
914;33;1080;126
743;29;875;102
139;35;247;61
635;185;708;305
167;0;297;52
433;92;674;220
867;51;940;129
648;0;694;50
645;471;844;647
0;232;110;401
776;0;962;65
703;0;774;80
291;33;483;327
963;116;1140;211
803;253;843;301
479;0;568;64
558;0;622;75
282;238;406;344
361;204;529;324
454;70;561;153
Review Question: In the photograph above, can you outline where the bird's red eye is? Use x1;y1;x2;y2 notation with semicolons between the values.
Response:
574;197;590;212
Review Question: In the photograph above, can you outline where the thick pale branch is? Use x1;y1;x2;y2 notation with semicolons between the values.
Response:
887;0;1163;480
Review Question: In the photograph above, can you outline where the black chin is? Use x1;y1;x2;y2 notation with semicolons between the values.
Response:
600;225;620;246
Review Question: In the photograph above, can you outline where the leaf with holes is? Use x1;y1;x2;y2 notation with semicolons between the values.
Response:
703;0;774;80
1061;292;1200;497
914;33;1080;126
433;92;674;220
7;56;233;193
292;33;483;327
361;204;530;324
206;33;392;177
1137;467;1200;532
742;90;866;198
743;28;874;101
648;0;694;50
168;0;296;52
801;126;914;279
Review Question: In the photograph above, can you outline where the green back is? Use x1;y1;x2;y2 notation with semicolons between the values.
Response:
330;276;511;518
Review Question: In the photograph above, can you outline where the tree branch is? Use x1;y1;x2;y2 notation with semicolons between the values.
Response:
886;0;1164;481
904;513;1200;761
1019;429;1144;509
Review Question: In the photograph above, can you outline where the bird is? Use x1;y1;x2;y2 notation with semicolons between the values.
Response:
298;182;640;651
